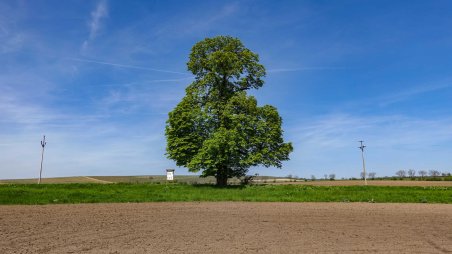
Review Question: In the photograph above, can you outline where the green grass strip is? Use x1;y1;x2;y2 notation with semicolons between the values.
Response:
0;183;450;205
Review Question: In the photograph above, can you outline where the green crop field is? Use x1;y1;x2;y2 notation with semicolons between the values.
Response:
0;183;450;205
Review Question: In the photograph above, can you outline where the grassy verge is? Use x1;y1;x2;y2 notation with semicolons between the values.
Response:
0;183;450;205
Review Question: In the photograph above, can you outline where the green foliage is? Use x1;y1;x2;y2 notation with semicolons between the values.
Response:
0;184;450;205
166;36;292;185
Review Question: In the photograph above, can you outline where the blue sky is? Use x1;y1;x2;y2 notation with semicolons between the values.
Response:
1;0;451;179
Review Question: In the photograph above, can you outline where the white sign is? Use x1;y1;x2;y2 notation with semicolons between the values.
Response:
166;170;174;181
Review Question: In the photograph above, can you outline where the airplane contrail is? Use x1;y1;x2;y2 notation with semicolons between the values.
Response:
66;57;188;75
267;67;347;73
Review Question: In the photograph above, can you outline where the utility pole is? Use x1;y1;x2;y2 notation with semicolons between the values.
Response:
358;141;367;185
38;135;47;184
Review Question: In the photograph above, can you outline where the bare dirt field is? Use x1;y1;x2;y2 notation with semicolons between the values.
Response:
276;180;452;186
1;203;451;253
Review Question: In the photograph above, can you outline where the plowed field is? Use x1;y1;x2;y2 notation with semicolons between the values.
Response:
1;202;451;253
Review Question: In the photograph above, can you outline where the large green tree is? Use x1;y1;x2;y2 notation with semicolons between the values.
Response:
165;36;293;186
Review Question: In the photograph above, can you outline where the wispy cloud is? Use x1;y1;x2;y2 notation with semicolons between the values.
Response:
88;0;108;40
206;2;239;23
0;119;172;179
0;85;175;179
0;22;6;34
96;82;185;116
0;85;105;129
154;2;240;38
0;93;48;125
0;3;25;54
82;0;108;52
1;33;25;54
67;57;190;75
291;114;452;149
378;82;451;106
285;113;452;177
92;77;194;87
267;66;347;73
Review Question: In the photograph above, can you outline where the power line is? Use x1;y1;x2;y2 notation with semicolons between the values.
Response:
38;135;46;184
358;141;367;185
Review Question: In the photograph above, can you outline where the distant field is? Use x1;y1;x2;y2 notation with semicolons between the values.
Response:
278;180;452;186
92;175;221;184
0;176;105;184
0;175;292;185
1;175;451;186
0;175;215;184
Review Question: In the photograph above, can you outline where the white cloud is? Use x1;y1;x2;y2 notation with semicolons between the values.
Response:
291;114;452;148
154;2;240;38
0;70;188;179
0;78;57;126
81;0;108;52
285;113;452;178
0;88;176;179
0;123;174;179
67;57;190;75
88;0;108;40
96;80;186;116
0;33;25;54
267;66;346;73
0;3;26;54
378;82;451;107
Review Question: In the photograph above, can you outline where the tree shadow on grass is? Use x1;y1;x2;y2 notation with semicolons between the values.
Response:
191;183;247;189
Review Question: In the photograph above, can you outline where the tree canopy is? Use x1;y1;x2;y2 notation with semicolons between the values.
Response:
165;36;293;186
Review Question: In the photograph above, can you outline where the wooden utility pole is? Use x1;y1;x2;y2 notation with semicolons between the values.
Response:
38;135;46;184
358;141;367;185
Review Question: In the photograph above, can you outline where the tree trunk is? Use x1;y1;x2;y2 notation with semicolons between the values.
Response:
216;168;228;186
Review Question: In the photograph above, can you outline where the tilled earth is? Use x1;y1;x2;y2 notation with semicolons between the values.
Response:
1;202;451;253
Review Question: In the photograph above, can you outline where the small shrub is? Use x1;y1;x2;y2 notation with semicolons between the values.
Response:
240;175;255;185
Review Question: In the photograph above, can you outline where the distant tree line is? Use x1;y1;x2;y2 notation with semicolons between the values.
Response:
395;169;448;178
390;169;451;181
306;170;451;182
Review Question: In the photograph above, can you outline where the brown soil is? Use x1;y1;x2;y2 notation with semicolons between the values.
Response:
1;203;451;253
275;180;452;186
